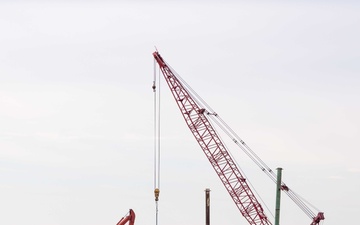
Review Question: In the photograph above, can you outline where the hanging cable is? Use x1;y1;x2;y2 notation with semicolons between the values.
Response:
153;58;157;192
153;58;160;225
166;61;276;178
156;63;161;194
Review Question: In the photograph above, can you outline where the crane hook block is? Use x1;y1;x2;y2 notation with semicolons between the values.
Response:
154;188;160;201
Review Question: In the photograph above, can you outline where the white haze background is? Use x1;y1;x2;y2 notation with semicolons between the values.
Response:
1;1;359;225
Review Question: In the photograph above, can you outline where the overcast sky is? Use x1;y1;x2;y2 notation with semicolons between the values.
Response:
1;1;359;225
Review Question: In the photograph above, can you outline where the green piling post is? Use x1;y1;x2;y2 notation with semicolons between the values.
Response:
275;168;283;225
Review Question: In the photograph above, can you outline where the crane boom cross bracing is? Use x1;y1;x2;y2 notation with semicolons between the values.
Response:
153;51;272;225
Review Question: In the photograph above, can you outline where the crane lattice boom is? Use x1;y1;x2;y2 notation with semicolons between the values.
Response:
153;51;272;225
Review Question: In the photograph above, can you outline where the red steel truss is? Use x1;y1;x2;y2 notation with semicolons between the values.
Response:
153;51;272;225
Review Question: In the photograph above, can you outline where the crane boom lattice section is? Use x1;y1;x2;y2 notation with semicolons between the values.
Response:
153;51;272;225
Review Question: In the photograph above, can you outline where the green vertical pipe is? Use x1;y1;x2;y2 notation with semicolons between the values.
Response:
205;188;210;225
275;168;283;225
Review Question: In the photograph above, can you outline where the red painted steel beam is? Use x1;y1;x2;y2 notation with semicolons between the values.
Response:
153;51;272;225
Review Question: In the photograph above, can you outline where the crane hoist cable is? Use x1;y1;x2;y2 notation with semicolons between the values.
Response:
153;57;161;225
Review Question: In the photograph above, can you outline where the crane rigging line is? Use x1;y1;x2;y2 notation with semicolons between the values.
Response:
293;189;321;212
285;190;315;219
164;58;322;221
153;58;161;191
153;58;161;225
156;64;161;192
166;62;277;181
153;58;157;191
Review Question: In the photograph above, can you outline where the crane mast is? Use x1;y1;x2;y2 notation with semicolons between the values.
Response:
153;51;272;225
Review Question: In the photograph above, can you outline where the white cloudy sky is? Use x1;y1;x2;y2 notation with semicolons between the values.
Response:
1;1;359;225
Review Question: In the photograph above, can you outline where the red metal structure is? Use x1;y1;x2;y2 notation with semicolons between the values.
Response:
153;51;324;225
153;51;271;225
116;209;136;225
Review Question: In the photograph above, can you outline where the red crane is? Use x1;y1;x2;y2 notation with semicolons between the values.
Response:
116;209;136;225
153;51;324;225
153;51;271;225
